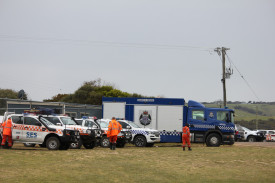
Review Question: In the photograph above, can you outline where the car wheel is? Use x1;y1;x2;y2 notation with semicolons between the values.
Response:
70;139;83;149
247;136;256;142
117;142;126;148
83;141;96;149
206;133;221;147
134;135;147;147
46;137;60;150
24;143;36;147
100;136;110;148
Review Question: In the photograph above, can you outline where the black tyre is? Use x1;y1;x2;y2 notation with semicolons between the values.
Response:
24;143;36;147
117;142;126;148
46;137;60;150
206;133;221;147
247;136;256;142
70;139;83;149
100;136;110;148
146;143;154;147
134;135;147;147
59;143;70;150
83;141;96;149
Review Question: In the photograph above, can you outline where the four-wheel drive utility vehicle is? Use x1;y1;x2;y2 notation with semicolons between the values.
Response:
0;112;80;150
117;120;160;147
44;115;102;149
95;119;132;148
235;124;265;142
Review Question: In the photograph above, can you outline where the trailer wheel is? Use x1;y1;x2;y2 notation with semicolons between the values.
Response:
206;133;221;147
134;135;147;147
83;141;96;149
100;136;110;148
247;136;256;142
24;143;36;147
46;137;60;150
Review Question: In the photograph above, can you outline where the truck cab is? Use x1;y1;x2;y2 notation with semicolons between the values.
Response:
186;101;235;146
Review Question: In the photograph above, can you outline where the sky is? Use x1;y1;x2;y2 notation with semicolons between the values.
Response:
0;0;274;103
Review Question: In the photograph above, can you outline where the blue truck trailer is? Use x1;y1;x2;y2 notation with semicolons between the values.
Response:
102;97;235;147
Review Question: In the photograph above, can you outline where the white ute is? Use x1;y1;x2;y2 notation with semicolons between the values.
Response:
117;120;160;147
0;112;80;150
44;115;102;149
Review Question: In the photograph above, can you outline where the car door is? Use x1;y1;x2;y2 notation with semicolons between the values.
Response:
22;117;44;143
11;115;24;141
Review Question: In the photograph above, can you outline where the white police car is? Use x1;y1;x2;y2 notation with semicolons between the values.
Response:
0;112;80;150
117;120;160;147
44;115;102;149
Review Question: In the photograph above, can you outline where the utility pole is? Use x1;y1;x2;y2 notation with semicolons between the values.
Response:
215;47;230;108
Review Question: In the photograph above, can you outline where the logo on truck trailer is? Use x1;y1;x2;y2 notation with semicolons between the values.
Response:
139;110;152;126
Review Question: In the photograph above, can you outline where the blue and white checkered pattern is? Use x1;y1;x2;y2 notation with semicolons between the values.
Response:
218;126;235;131
160;131;181;136
131;130;148;135
193;124;215;129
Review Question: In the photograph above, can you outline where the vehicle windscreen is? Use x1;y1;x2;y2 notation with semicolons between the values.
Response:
99;121;109;128
84;120;98;128
231;112;234;124
60;117;77;125
127;121;141;128
40;117;54;126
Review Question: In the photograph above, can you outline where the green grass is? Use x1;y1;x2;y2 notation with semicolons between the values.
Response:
0;143;275;183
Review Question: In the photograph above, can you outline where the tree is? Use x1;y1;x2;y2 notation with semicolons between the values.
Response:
0;88;28;100
44;79;149;105
44;94;69;102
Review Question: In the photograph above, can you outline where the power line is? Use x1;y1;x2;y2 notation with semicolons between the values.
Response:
225;53;261;101
0;34;215;51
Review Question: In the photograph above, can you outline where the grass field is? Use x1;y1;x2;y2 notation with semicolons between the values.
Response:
0;143;275;183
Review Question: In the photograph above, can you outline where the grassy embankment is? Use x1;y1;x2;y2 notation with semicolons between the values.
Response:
0;143;274;183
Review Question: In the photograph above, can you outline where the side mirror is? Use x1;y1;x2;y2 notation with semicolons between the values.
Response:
56;123;62;126
92;125;98;129
126;125;131;129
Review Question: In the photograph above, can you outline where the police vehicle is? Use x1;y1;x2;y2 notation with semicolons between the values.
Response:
115;120;160;147
44;115;102;149
0;112;80;150
95;119;132;148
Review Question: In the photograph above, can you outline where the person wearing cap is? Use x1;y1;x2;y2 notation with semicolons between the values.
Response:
182;123;192;151
107;117;122;150
1;117;13;149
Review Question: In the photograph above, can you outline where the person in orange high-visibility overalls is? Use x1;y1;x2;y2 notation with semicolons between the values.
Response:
182;123;192;151
1;117;13;149
107;117;122;150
